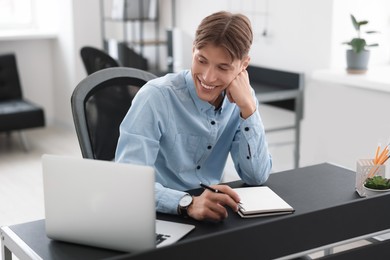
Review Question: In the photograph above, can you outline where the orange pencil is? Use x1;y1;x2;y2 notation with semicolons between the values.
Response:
376;146;389;165
368;166;379;178
369;152;390;178
378;153;390;165
374;144;381;164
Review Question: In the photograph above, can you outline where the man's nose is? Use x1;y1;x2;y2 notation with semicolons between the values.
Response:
203;67;218;83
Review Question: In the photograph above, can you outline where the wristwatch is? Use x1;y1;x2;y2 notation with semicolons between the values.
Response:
178;194;193;217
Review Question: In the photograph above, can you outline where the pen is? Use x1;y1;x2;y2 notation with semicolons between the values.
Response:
199;183;244;207
200;182;222;193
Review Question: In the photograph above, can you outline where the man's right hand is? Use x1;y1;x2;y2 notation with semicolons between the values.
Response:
187;184;241;222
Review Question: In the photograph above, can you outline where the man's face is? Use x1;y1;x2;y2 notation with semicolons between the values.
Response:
191;44;246;107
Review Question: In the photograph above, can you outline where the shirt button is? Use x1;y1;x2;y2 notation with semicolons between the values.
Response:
247;156;250;159
207;145;212;149
196;165;201;170
244;127;249;131
211;121;215;125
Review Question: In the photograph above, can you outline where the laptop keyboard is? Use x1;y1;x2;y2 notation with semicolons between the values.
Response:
156;233;171;245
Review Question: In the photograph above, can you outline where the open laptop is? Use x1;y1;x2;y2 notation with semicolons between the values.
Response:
42;154;195;253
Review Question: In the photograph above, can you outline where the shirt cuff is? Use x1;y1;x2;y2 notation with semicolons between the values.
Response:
155;183;188;214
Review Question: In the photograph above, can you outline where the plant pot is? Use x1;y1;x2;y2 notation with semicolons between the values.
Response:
363;185;390;198
346;49;370;74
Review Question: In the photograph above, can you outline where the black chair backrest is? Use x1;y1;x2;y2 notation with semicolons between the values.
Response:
0;53;23;101
247;65;304;115
71;67;157;161
80;46;120;75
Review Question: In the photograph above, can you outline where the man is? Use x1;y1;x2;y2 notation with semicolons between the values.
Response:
115;11;272;222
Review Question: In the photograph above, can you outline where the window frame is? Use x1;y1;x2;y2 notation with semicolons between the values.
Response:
0;0;36;29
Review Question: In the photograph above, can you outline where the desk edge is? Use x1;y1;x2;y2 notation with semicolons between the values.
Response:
1;226;43;260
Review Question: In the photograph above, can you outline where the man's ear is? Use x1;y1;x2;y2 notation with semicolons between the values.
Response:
242;56;251;70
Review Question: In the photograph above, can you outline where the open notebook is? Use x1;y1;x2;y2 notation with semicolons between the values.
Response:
234;186;295;218
42;154;195;252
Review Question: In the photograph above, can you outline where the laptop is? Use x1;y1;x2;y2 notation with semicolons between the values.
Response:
42;154;195;252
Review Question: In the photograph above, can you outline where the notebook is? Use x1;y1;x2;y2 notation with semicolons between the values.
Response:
42;154;195;252
234;186;295;218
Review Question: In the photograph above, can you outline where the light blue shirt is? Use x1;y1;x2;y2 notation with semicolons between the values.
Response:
115;70;272;214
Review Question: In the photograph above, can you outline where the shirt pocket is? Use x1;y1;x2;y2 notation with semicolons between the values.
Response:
167;133;204;173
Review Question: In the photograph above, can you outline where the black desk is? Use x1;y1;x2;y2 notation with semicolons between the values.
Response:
2;163;390;260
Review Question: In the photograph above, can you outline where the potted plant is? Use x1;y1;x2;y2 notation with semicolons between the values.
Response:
363;175;390;197
343;14;379;74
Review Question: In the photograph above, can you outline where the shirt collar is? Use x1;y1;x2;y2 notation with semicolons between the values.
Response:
217;92;229;114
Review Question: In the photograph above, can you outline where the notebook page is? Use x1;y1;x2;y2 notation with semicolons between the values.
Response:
234;186;294;214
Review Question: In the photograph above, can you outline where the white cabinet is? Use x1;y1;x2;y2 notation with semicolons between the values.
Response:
301;68;390;176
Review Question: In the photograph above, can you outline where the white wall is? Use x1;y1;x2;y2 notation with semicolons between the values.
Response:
0;0;101;129
174;0;333;75
0;0;58;126
301;78;390;173
330;0;390;69
2;0;390;143
300;0;390;169
248;0;332;73
50;0;101;128
174;0;390;74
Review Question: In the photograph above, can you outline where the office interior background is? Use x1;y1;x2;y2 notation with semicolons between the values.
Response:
1;0;390;232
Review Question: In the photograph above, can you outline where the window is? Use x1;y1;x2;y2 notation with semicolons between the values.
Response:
0;0;34;29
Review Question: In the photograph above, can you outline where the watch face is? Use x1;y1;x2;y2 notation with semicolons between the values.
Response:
180;195;192;207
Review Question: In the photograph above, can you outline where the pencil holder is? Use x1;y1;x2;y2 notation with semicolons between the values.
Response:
356;159;386;197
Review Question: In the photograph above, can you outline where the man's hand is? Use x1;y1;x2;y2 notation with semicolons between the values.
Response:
225;69;256;119
187;185;241;222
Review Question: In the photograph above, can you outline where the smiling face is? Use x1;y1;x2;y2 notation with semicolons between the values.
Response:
191;44;247;107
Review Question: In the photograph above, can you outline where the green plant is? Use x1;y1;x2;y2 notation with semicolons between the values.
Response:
364;176;390;190
343;14;379;53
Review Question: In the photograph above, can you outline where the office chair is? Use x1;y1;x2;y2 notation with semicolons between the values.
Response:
71;67;157;161
80;46;121;75
0;53;45;151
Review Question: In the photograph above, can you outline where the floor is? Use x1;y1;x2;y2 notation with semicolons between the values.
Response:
0;126;81;227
